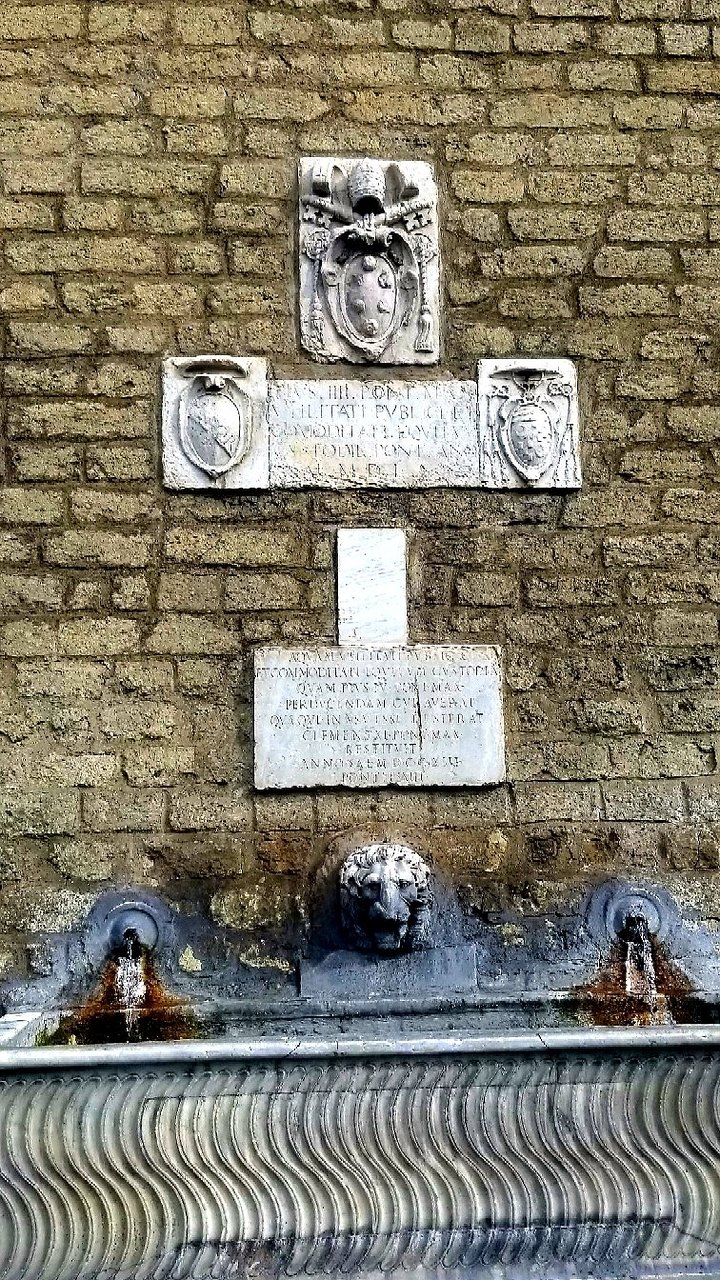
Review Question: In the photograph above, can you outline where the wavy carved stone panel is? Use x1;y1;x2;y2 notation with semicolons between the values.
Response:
0;1045;719;1279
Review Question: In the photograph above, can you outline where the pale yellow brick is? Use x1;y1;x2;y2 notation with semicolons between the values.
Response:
173;5;243;44
0;280;56;312
0;120;74;156
219;159;291;197
456;16;510;49
3;159;73;193
225;572;304;610
81;159;212;196
7;322;93;355
7;236;164;274
451;169;525;202
393;18;453;47
8;400;150;441
165;527;303;566
150;86;227;118
233;89;328;122
490;92;611;128
59;619;140;656
47;85;139;116
44;531;153;569
248;11;315;43
0;489;64;525
89;4;166;41
0;5;83;40
63;198;124;231
0;198;54;231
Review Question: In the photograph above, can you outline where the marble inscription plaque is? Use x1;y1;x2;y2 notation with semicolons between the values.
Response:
161;359;582;492
299;157;440;366
254;645;505;789
268;379;479;488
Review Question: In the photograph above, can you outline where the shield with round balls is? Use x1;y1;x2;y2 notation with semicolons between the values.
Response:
497;372;564;483
321;226;419;361
341;251;399;350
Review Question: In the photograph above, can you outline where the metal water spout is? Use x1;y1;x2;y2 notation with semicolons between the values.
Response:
619;913;658;1011
107;906;159;1042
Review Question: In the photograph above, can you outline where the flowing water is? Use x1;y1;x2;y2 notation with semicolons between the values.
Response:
622;914;658;1011
113;931;147;1040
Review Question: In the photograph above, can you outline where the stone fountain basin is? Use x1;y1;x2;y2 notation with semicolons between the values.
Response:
1;1024;719;1280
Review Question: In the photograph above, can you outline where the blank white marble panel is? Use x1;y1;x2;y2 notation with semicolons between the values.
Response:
337;528;407;647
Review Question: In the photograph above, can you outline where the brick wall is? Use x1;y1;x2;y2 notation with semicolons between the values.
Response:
1;0;719;978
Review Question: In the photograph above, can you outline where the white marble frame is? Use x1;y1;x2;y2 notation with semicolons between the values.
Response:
162;355;269;491
478;357;581;490
298;157;441;367
161;360;582;493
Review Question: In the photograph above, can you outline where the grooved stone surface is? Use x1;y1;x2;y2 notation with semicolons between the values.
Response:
1;1040;719;1279
253;644;505;789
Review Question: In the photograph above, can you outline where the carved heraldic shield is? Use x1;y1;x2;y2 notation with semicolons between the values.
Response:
178;368;252;479
480;360;581;489
300;158;439;365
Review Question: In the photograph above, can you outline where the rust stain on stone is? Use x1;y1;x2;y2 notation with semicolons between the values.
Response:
577;933;710;1028
39;948;199;1047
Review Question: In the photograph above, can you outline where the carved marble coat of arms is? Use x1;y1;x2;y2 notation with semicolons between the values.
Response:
161;356;269;490
298;157;440;366
478;358;582;489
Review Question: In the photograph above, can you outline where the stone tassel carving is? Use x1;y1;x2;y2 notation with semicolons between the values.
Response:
413;233;435;354
301;229;329;357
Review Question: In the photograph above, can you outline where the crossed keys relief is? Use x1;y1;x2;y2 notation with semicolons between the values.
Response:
298;157;440;365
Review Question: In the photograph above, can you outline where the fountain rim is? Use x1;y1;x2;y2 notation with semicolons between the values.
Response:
2;1022;720;1075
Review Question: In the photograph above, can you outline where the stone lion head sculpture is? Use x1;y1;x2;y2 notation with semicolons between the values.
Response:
339;843;433;954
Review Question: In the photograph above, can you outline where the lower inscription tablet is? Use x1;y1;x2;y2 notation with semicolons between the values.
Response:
254;644;505;789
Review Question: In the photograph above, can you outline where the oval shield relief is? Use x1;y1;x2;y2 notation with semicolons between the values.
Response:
501;401;558;483
179;378;251;478
321;227;419;360
339;251;399;349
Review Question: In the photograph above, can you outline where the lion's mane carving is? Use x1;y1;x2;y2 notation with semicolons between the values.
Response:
339;843;433;954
